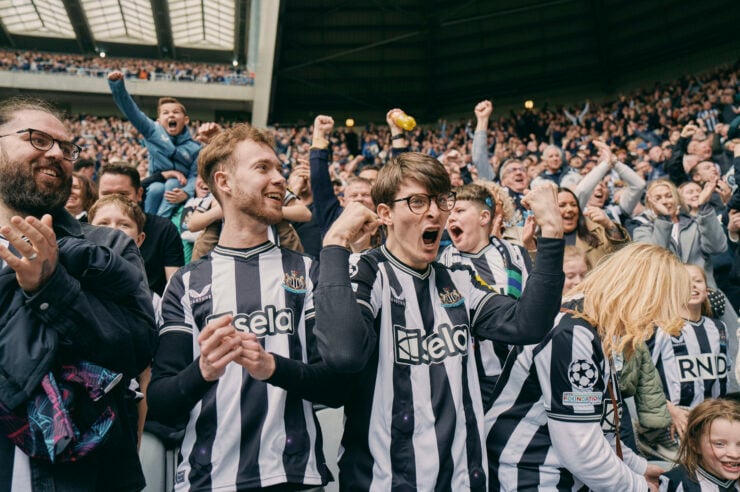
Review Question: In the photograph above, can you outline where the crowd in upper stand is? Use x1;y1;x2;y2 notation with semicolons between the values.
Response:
0;49;254;85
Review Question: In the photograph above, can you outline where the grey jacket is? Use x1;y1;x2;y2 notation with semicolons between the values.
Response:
633;205;728;288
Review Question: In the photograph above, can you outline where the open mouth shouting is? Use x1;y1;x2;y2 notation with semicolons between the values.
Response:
422;227;441;246
448;224;463;244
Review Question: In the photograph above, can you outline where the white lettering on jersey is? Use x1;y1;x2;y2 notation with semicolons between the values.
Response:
207;306;295;337
393;323;468;365
676;354;728;382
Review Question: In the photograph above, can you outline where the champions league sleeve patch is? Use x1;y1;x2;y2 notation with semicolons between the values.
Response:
568;359;599;391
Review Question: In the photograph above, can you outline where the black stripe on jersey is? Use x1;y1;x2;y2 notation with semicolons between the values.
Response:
188;382;219;490
417;274;455;491
385;264;418;489
716;320;728;398
469;255;495;290
555;469;576;491
516;424;553;490
693;323;715;401
235;257;269;485
434;265;485;491
280;250;313;480
487;348;542;491
646;333;670;398
671;331;695;407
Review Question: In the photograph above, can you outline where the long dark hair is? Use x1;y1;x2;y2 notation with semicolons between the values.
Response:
558;187;600;248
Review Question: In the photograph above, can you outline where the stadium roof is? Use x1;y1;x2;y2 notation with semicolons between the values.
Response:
0;0;739;123
270;0;740;122
0;0;250;63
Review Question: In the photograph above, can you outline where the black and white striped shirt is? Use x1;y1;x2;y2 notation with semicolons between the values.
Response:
489;305;648;491
150;242;331;491
660;464;740;491
438;238;531;411
314;238;565;491
648;317;728;408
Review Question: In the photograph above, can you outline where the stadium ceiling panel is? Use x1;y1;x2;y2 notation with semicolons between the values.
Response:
0;0;75;38
81;0;157;45
168;0;233;50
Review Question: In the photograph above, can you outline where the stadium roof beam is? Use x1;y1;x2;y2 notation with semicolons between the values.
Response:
234;0;249;65
0;18;14;47
61;0;96;53
150;0;175;58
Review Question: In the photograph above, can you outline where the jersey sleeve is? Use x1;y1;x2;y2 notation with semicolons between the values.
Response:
148;271;214;425
468;237;564;346
314;246;379;372
536;320;606;423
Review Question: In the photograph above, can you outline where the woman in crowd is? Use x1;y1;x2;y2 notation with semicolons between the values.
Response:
64;172;98;222
558;186;630;266
489;243;684;491
633;179;727;288
659;398;740;491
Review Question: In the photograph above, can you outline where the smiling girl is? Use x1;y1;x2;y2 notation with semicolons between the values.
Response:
660;399;740;491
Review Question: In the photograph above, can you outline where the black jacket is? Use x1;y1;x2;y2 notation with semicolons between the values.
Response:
0;208;157;492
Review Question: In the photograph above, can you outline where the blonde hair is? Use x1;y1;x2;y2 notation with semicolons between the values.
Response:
646;179;685;215
566;242;689;359
677;399;740;479
476;180;519;226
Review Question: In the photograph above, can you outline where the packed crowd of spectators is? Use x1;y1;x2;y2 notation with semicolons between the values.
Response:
4;53;740;491
0;49;255;85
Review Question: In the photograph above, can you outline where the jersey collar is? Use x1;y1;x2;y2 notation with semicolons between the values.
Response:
697;465;737;490
213;241;275;261
380;244;431;279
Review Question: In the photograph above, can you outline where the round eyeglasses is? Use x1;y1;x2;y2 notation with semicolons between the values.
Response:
391;192;456;215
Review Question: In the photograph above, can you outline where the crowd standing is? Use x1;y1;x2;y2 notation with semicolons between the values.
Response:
0;58;739;491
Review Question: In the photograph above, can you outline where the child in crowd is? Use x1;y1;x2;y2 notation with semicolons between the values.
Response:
88;194;154;448
108;70;200;218
644;264;730;461
562;245;591;295
659;399;740;491
439;183;532;386
178;176;211;263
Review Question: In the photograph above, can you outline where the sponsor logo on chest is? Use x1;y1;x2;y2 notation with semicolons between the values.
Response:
206;306;295;337
393;323;468;365
677;354;728;382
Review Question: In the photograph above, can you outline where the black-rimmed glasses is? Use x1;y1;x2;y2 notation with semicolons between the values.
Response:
391;192;456;215
0;128;82;161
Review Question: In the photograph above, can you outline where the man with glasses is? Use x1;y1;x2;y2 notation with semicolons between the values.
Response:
0;97;156;490
311;151;565;490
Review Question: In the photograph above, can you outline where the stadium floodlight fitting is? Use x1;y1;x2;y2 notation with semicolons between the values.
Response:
100;51;106;58
232;59;239;67
345;118;355;128
524;100;534;110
